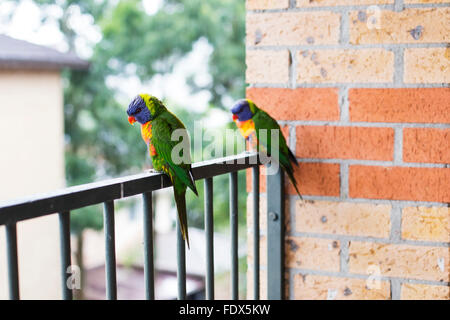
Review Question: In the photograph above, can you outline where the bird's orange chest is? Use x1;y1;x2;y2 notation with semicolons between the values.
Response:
234;118;256;139
234;118;258;150
141;122;157;156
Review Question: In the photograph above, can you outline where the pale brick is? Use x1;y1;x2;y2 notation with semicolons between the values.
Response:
247;12;340;46
404;0;450;3
401;283;450;300
295;200;391;238
297;0;393;6
296;49;394;83
293;274;390;300
285;237;341;272
247;269;268;300
404;48;450;83
246;50;290;84
246;194;291;233
402;207;450;242
349;242;450;281
248;234;267;269
247;0;289;10
350;8;450;44
247;193;267;233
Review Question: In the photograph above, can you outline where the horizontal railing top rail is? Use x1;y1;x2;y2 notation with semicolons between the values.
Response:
0;152;259;225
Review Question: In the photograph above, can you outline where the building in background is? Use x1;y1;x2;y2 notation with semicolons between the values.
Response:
0;34;88;299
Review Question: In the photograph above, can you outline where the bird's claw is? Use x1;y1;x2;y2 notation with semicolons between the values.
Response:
146;168;158;174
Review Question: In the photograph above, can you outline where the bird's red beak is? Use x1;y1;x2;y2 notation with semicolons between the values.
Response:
232;114;238;121
128;116;137;125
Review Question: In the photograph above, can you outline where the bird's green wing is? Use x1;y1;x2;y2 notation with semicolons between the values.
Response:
252;110;296;165
252;109;302;198
151;114;198;195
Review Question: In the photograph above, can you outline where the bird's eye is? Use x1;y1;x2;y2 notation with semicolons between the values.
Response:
135;107;142;114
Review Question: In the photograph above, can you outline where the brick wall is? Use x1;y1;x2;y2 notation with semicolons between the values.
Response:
245;0;449;300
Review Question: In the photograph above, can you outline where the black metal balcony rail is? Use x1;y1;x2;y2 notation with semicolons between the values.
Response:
0;152;285;300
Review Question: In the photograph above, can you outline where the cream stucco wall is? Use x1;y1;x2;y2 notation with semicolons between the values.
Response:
0;70;65;299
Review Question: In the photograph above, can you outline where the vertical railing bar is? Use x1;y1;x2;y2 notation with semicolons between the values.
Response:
58;211;73;300
204;177;214;300
143;191;155;300
267;166;285;300
103;200;117;300
176;219;186;300
252;165;260;300
229;171;238;300
6;223;19;300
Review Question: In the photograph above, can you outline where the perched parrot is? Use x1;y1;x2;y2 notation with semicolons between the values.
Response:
127;94;198;248
231;99;302;198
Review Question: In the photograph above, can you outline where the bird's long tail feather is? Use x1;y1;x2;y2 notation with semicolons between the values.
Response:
283;164;303;200
174;188;190;249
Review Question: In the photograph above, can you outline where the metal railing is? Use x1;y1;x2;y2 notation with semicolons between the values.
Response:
0;152;285;300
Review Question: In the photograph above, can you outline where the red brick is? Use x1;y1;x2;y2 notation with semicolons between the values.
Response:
349;88;450;124
246;88;339;121
403;128;450;164
247;163;340;196
349;166;450;202
290;163;340;197
296;126;394;160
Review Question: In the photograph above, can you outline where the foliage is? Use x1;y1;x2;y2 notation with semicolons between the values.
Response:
6;0;246;233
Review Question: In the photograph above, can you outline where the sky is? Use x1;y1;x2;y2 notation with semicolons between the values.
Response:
0;0;229;124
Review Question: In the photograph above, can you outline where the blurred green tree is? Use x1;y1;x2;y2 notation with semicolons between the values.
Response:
6;0;246;297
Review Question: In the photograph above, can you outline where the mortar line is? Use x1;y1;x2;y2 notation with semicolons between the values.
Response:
247;43;449;50
288;48;296;89
393;126;403;165
289;268;295;299
339;86;350;123
390;205;402;242
288;125;297;156
393;47;405;86
289;268;450;286
340;240;350;273
249;82;450;89
394;0;404;12
340;163;349;199
294;158;447;169
391;279;402;300
340;8;350;45
246;3;449;14
289;194;449;208
289;0;296;10
277;120;450;129
288;231;450;247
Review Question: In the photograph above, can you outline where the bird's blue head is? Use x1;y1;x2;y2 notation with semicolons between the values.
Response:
127;95;152;125
231;99;255;121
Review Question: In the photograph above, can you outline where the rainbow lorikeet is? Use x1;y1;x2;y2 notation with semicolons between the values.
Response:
231;99;302;198
127;94;198;248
